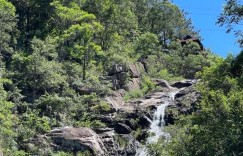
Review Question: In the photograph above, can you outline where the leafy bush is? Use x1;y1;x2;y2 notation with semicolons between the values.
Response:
141;75;155;93
114;135;129;148
91;101;111;114
124;75;155;101
52;151;91;156
18;112;51;140
124;89;144;101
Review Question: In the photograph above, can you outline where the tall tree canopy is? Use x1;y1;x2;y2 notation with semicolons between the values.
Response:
9;0;54;49
217;0;243;46
0;0;17;63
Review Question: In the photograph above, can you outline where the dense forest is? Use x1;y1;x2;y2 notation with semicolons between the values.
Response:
0;0;242;155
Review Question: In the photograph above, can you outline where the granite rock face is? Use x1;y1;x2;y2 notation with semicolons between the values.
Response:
108;63;145;90
45;127;140;156
165;80;200;125
128;62;145;78
47;127;107;156
36;79;200;156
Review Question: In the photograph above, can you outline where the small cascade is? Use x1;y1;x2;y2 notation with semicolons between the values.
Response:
136;90;178;156
146;102;170;144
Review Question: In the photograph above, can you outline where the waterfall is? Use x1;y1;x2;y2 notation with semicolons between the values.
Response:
136;90;178;156
146;102;170;143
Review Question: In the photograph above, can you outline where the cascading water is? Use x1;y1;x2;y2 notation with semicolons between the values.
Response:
146;102;170;144
136;90;178;156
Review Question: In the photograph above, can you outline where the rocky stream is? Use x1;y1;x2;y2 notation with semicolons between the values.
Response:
22;64;200;156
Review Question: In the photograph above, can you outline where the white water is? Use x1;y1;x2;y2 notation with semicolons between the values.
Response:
136;90;178;156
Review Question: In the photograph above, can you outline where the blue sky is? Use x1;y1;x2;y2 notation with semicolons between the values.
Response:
172;0;242;57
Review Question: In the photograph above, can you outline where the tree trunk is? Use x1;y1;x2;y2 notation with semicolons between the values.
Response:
25;7;31;49
163;29;167;48
82;58;86;80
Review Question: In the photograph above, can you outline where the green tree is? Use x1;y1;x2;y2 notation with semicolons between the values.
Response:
135;32;160;57
144;1;197;47
157;55;243;156
52;1;103;80
10;0;54;49
0;78;15;154
217;0;243;46
231;50;243;77
81;0;138;50
0;0;17;63
10;38;67;102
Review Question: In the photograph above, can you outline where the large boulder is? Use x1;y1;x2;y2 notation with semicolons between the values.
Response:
153;79;171;89
128;63;145;78
115;123;132;134
108;64;128;90
111;72;128;90
165;85;200;125
94;128;119;156
108;64;127;76
171;79;197;89
94;128;139;156
46;127;107;156
73;85;95;95
105;89;126;112
125;78;141;91
175;86;200;114
115;134;139;156
108;63;145;90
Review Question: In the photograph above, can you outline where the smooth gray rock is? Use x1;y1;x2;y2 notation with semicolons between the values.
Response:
128;63;145;78
108;64;127;76
153;79;171;88
47;127;107;156
171;79;197;88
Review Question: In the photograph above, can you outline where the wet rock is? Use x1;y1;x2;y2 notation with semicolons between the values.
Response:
118;96;155;114
165;85;201;125
164;111;175;125
106;89;170;127
115;123;132;134
153;79;171;88
171;79;197;88
114;110;151;132
136;130;149;142
137;116;151;128
116;134;139;156
175;86;200;114
94;128;119;156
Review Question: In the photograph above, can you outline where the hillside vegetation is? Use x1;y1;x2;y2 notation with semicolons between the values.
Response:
0;0;242;155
